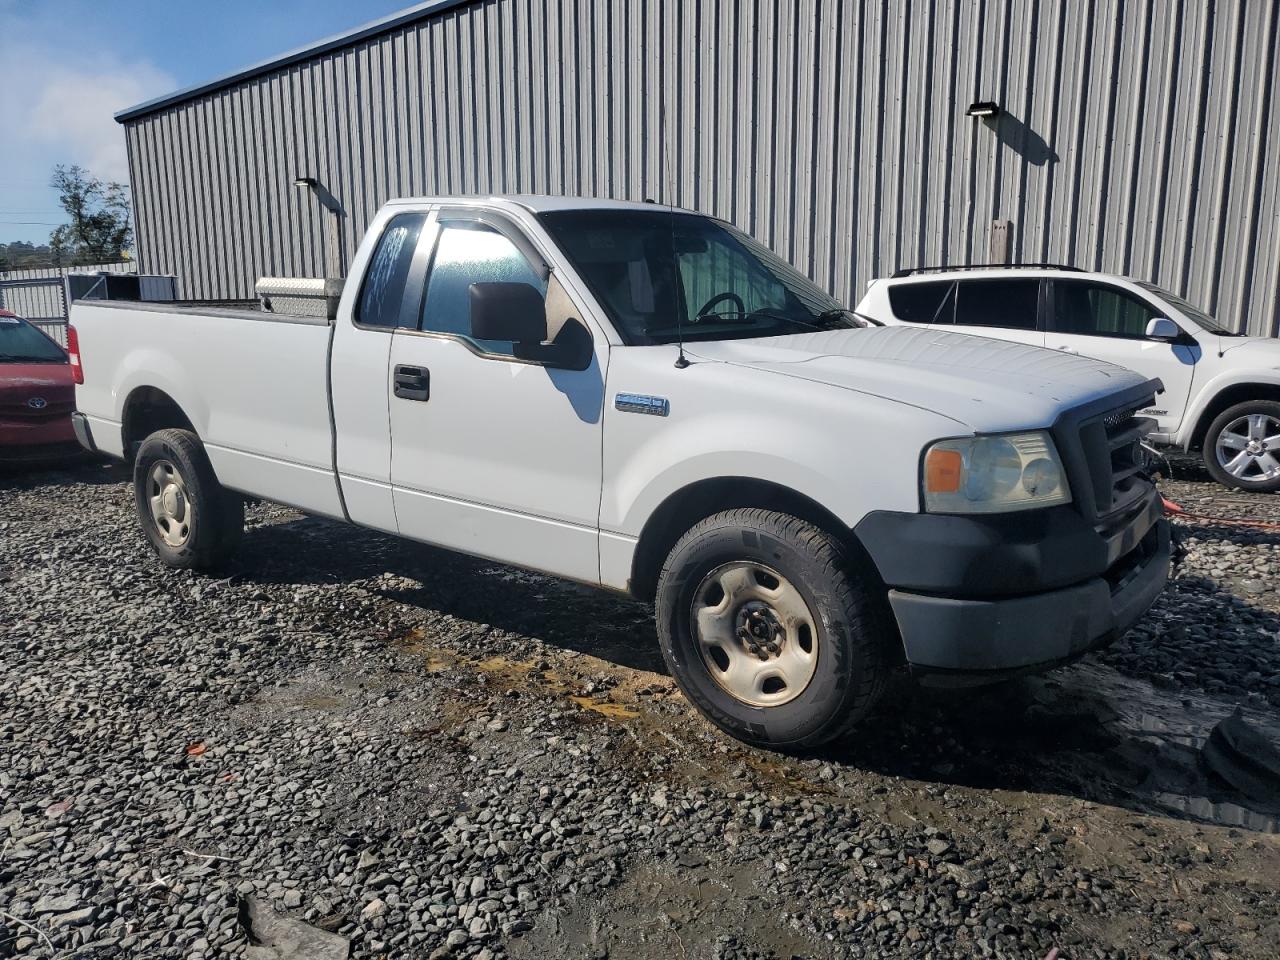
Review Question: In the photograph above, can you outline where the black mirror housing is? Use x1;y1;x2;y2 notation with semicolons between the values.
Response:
513;317;594;371
470;282;547;343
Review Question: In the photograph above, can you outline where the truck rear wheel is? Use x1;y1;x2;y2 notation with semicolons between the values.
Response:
1203;400;1280;493
133;428;244;570
655;509;891;750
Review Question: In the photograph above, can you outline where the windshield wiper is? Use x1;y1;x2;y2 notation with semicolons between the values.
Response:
690;307;860;334
751;307;859;332
815;307;862;327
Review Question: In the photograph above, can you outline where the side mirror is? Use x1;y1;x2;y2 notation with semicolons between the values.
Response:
470;282;547;343
1145;317;1181;342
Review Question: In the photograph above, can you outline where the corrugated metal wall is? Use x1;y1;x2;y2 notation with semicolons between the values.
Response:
122;0;1280;336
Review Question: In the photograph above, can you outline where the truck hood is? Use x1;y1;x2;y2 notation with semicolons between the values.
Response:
686;325;1153;433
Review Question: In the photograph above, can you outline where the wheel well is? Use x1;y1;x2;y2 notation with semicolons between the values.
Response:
122;387;196;457
629;478;866;603
1187;383;1280;451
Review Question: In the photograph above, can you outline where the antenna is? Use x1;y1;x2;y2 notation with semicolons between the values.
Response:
659;78;690;370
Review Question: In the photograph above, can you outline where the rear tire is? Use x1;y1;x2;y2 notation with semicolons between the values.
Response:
133;428;244;570
655;509;893;750
1203;400;1280;493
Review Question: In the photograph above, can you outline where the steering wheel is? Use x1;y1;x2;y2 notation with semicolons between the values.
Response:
694;291;746;321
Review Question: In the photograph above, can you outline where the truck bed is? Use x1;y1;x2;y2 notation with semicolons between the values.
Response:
72;300;344;519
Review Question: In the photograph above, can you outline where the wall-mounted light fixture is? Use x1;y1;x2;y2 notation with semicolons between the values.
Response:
965;101;1001;119
293;176;347;278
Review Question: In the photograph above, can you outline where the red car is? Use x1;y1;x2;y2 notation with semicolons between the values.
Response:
0;309;82;463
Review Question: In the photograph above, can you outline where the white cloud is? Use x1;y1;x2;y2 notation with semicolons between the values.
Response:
13;57;174;184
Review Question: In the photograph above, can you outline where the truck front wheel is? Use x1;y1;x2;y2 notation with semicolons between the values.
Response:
655;509;892;750
1203;400;1280;493
133;428;244;570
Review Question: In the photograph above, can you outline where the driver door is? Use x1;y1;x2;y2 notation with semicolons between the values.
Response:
387;212;608;584
1045;279;1199;437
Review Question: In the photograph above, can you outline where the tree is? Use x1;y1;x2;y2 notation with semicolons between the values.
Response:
47;165;132;266
0;241;58;272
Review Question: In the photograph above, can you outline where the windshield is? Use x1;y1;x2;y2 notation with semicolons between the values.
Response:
0;315;67;363
1134;280;1240;336
539;209;859;345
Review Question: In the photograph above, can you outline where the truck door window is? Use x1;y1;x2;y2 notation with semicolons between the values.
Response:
1051;280;1159;339
953;279;1040;330
420;222;547;355
888;281;955;323
355;213;426;328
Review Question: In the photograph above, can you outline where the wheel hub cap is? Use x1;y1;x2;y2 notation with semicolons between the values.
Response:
1215;413;1280;481
161;484;184;517
690;562;820;707
147;459;192;547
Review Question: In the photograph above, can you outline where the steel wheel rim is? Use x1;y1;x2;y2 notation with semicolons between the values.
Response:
148;459;192;547
689;561;819;708
1215;413;1280;482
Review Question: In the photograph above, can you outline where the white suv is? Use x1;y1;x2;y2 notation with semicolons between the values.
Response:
856;266;1280;492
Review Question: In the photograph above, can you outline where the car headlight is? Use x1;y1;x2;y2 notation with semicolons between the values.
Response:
923;431;1071;513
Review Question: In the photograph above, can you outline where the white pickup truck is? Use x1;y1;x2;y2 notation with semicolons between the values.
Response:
70;197;1170;749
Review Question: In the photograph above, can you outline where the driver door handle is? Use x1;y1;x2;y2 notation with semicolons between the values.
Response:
1055;345;1078;354
393;364;430;401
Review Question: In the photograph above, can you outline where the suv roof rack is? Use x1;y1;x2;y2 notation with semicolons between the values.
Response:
889;263;1084;279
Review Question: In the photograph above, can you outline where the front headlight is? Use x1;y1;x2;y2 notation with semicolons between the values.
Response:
923;431;1071;513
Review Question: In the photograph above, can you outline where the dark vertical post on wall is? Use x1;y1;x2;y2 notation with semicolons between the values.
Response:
990;220;1012;264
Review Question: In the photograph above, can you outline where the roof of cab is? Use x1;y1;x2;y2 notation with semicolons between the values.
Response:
383;195;700;216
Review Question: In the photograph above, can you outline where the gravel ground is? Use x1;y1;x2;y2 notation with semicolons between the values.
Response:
2;459;1279;959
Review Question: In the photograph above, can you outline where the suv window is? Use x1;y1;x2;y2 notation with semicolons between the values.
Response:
953;278;1040;330
420;222;546;355
888;281;953;323
356;213;426;328
1051;281;1159;338
888;278;1040;330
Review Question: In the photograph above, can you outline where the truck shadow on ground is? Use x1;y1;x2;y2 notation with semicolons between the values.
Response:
237;511;1280;831
237;512;666;674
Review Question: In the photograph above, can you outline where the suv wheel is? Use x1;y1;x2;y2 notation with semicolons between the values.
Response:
1203;400;1280;493
655;509;893;750
134;428;244;569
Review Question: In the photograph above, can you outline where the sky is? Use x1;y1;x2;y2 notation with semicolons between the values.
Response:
0;0;412;246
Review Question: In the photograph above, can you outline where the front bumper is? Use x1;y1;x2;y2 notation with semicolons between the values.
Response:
856;490;1171;679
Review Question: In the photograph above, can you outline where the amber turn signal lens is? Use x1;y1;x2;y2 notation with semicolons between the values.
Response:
924;448;963;493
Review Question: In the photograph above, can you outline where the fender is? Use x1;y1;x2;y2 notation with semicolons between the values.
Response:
115;349;213;440
603;401;940;540
1177;368;1280;449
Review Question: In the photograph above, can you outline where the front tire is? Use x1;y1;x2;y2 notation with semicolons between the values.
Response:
1203;400;1280;493
133;428;244;570
655;509;893;750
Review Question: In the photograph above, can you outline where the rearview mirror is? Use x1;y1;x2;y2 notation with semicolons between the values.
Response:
1145;317;1180;342
470;282;547;343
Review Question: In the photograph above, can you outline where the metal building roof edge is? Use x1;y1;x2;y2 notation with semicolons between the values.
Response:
114;0;475;123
